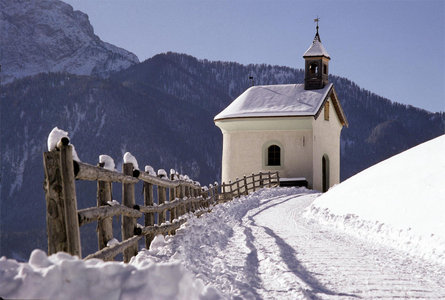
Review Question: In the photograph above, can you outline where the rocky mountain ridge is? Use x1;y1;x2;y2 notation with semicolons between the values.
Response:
0;0;139;84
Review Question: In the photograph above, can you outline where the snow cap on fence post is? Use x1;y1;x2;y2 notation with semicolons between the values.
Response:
157;169;168;179
47;126;68;151
145;165;156;176
123;152;139;170
99;154;116;171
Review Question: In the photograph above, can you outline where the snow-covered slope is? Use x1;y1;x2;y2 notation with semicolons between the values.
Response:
306;135;445;264
0;0;139;83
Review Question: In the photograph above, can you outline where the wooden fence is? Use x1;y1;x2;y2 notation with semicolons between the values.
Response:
42;138;279;262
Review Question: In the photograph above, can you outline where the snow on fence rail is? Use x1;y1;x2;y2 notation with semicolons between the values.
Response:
42;138;279;263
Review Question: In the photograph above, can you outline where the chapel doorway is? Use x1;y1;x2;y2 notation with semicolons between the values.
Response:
322;155;329;192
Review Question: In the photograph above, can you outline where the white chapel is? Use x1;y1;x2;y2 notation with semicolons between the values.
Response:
214;24;348;192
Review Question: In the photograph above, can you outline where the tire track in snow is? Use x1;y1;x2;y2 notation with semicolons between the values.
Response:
246;188;445;299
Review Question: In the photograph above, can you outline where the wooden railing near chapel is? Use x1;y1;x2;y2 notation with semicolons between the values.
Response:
42;138;279;262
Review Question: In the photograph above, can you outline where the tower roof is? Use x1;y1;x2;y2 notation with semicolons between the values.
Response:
303;30;330;59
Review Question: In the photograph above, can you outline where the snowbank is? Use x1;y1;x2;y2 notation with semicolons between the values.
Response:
305;135;445;265
0;249;221;300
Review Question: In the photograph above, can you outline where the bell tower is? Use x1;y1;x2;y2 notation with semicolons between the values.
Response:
303;18;330;90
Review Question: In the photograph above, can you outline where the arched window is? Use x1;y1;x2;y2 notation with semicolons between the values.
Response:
267;145;281;166
309;63;318;75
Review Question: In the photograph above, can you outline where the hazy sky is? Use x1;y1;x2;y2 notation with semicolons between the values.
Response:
64;0;445;113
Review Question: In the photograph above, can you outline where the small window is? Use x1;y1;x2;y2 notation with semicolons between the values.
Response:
323;64;327;74
267;145;280;166
309;63;318;75
324;101;330;121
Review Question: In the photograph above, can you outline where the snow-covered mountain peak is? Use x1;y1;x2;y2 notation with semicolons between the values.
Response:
0;0;139;83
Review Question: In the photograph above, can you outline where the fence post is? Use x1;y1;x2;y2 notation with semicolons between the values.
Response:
144;181;154;249
243;175;248;195
179;182;185;216
184;185;191;212
259;172;263;188
221;182;226;201
236;178;240;198
268;172;272;187
122;163;137;262
189;187;195;212
252;173;256;192
169;173;177;222
97;166;113;255
59;144;82;258
213;182;219;205
229;180;233;201
276;171;280;186
158;185;167;224
43;150;69;255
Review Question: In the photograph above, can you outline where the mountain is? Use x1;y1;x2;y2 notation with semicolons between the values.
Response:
2;53;444;260
0;0;139;84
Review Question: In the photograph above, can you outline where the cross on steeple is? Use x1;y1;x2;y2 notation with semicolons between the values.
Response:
314;17;320;34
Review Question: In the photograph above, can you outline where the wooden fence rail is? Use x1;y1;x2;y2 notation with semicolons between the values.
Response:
43;139;279;262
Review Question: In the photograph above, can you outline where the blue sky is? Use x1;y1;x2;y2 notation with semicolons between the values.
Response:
64;0;444;113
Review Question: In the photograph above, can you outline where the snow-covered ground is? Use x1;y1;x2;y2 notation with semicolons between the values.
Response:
306;134;445;265
1;136;444;299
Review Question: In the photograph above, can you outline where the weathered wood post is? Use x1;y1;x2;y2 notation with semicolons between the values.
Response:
211;183;217;205
158;185;167;224
194;186;200;210
236;178;240;198
202;187;208;208
43;149;68;255
268;171;272;187
276;171;280;186
178;182;185;216
96;163;113;255
190;187;196;212
221;182;226;202
243;175;248;195
184;185;191;212
228;180;233;201
169;172;177;222
259;172;263;188
251;173;256;192
59;143;82;258
143;181;154;249
122;163;137;262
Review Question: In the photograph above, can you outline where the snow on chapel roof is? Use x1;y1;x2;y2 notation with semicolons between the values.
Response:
214;83;333;120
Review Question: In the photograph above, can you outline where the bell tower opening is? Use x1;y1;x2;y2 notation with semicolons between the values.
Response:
303;18;330;90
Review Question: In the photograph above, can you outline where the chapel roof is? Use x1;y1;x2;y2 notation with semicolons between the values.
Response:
214;83;347;126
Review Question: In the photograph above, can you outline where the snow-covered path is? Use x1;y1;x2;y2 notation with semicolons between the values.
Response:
141;187;445;299
3;187;445;299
